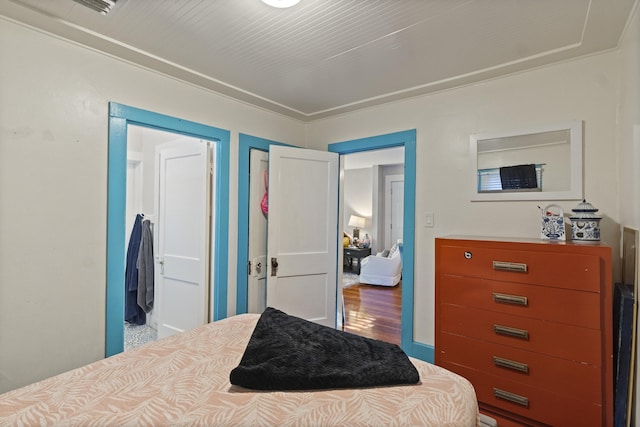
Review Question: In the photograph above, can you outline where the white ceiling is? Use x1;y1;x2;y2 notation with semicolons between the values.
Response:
1;0;636;121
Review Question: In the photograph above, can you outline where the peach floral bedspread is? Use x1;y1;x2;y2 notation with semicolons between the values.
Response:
0;314;479;426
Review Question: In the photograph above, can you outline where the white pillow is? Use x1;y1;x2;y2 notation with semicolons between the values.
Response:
388;244;398;258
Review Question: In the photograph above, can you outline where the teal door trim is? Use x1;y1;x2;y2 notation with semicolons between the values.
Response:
329;130;431;362
234;130;431;363
106;103;230;357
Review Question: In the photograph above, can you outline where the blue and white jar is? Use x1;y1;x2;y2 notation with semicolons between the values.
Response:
569;199;602;241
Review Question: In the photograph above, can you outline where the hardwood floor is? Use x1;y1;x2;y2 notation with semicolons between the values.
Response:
342;281;401;345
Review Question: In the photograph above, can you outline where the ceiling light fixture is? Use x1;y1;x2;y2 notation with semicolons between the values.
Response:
261;0;300;8
72;0;117;15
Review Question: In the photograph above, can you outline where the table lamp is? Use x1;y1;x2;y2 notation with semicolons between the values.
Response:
348;215;365;239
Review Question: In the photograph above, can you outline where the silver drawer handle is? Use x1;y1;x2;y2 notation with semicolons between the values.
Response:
493;356;529;374
493;292;528;307
493;388;529;407
493;261;528;273
493;324;529;340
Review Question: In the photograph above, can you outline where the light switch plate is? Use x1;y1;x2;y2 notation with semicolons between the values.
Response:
425;212;434;228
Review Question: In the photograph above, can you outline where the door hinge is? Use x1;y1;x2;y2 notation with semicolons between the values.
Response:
271;257;278;276
247;260;252;276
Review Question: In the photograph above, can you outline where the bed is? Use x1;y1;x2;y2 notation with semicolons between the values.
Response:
0;312;479;426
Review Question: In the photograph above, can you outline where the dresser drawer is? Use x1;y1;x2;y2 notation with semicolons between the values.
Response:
439;304;602;366
437;243;601;292
438;274;601;329
440;361;603;427
437;332;602;404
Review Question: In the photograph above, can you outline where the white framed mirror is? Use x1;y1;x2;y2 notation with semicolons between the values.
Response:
470;120;583;201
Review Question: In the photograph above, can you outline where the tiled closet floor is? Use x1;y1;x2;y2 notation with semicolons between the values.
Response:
124;322;157;351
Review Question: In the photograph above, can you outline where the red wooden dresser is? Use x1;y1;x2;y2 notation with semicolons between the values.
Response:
435;236;613;427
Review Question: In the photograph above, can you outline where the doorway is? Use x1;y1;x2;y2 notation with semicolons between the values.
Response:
328;130;417;357
385;174;404;249
124;125;213;350
239;137;340;326
236;130;419;358
106;103;231;357
341;149;404;344
246;148;269;314
236;134;290;314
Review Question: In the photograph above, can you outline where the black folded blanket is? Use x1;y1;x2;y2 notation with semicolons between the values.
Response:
229;307;419;391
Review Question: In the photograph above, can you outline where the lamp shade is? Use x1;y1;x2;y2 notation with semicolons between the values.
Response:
348;215;365;229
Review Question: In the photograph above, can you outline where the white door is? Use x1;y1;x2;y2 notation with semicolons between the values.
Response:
385;175;404;248
247;149;269;314
155;140;211;338
266;146;339;327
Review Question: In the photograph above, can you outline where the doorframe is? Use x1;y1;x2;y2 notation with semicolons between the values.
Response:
106;102;230;357
329;130;430;362
236;133;291;313
235;130;429;362
384;174;404;250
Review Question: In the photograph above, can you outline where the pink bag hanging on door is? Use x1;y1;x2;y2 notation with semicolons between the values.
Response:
260;170;268;217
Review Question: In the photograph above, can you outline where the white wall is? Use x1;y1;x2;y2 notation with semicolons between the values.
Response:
0;18;305;393
137;127;191;215
306;51;622;346
344;168;373;240
616;2;640;422
0;6;636;399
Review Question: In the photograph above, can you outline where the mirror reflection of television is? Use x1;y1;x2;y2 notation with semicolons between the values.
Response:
470;120;583;201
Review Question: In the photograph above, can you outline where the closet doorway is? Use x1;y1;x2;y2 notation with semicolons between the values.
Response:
106;103;231;357
124;125;213;351
246;148;268;314
243;142;339;325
